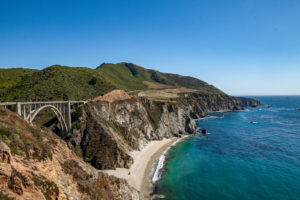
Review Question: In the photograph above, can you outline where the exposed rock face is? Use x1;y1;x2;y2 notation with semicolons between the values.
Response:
68;94;260;170
0;140;11;164
0;93;260;199
0;108;144;200
8;168;33;196
93;89;131;102
61;160;142;200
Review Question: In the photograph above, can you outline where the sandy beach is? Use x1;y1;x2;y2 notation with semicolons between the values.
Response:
102;137;179;197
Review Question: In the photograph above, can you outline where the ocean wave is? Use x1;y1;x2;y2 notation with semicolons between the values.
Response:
151;136;189;183
241;109;251;112
268;107;295;112
151;150;167;183
207;115;223;119
272;120;295;126
198;115;225;121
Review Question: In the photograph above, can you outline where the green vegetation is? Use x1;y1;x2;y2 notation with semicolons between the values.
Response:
61;159;104;199
97;62;223;93
0;128;20;155
0;65;115;101
32;174;59;200
0;68;37;95
0;108;54;161
0;192;15;200
0;62;224;101
97;62;151;91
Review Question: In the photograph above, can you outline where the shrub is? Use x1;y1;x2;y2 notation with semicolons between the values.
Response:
0;192;15;200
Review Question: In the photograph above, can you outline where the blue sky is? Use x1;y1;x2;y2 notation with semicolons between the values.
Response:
1;0;300;95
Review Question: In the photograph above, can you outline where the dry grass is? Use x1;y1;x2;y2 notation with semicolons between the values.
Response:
137;87;196;100
92;89;131;102
143;81;176;89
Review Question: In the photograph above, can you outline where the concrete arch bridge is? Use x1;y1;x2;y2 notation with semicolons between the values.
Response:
0;101;86;133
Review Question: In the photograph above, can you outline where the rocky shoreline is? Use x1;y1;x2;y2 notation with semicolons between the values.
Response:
101;137;180;199
0;93;260;200
0;62;261;199
67;94;261;171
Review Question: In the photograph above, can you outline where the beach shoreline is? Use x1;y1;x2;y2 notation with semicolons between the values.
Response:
101;137;183;198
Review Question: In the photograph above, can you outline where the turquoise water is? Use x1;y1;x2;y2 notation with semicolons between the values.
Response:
153;96;300;200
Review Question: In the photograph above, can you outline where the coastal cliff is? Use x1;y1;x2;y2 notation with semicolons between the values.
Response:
0;107;144;200
67;93;260;170
0;62;261;199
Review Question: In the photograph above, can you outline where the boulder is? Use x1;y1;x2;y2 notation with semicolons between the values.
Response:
201;129;207;134
8;175;23;195
8;168;33;195
0;140;11;164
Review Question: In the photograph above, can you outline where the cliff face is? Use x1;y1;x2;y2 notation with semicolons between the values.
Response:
67;94;260;170
0;94;260;199
0;63;262;199
0;108;144;200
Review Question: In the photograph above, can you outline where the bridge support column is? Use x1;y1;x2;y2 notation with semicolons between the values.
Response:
65;101;72;133
16;102;21;116
1;100;86;134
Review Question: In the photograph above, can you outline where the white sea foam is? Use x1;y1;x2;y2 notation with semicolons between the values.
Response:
206;115;219;119
151;135;189;183
268;107;294;112
197;115;224;121
214;109;231;113
151;150;167;183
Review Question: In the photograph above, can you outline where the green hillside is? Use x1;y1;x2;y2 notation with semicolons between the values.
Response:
0;68;37;94
0;65;115;101
97;62;223;93
0;62;224;101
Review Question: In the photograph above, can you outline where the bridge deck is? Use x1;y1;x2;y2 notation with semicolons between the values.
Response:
0;101;86;105
0;101;86;133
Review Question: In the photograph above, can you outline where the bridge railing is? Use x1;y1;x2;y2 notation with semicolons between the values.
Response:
0;101;86;105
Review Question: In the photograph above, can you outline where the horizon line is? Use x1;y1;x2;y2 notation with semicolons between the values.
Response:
233;94;300;97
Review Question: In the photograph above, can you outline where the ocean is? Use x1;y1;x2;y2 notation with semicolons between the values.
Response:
152;96;300;200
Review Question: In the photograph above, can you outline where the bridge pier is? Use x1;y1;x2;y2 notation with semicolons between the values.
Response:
66;101;72;133
0;101;86;133
16;102;21;116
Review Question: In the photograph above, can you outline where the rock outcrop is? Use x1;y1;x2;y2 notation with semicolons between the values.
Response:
67;94;260;170
0;108;144;200
0;140;11;164
0;63;261;199
93;89;131;102
0;92;260;199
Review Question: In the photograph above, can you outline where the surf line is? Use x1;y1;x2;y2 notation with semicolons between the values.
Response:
151;135;190;184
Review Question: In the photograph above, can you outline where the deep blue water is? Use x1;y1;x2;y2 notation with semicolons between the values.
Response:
153;96;300;200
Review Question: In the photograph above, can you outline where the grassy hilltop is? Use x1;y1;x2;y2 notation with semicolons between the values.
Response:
0;62;224;101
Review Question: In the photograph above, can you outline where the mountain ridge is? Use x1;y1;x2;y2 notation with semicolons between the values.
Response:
0;62;262;200
0;62;224;101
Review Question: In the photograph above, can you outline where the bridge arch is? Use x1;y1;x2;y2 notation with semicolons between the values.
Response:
30;105;69;132
0;101;86;133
